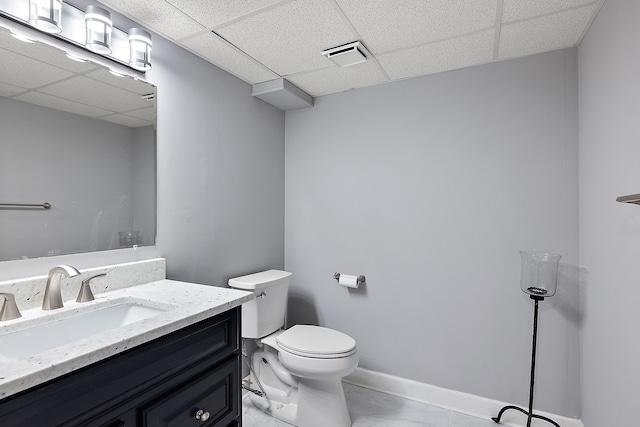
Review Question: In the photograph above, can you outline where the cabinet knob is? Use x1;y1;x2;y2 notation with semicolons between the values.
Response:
195;409;210;422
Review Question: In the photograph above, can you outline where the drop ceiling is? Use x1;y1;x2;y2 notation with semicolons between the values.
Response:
97;0;604;98
0;26;156;127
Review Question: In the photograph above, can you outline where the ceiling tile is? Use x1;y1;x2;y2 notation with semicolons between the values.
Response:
334;0;497;54
99;0;205;40
0;28;96;74
0;49;73;88
0;81;25;97
13;91;113;118
502;0;597;23
182;32;278;84
124;105;156;122
377;30;494;81
39;75;150;112
99;113;152;127
498;4;596;59
164;0;289;28
217;0;357;76
287;61;388;97
85;68;157;96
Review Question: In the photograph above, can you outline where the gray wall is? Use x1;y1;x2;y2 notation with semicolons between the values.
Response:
285;49;580;417
132;125;157;247
0;97;137;259
578;0;640;425
146;31;285;286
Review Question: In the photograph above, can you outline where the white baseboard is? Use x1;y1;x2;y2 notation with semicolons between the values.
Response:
344;368;583;427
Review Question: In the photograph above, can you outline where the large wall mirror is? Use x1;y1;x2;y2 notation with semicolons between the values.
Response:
0;26;156;261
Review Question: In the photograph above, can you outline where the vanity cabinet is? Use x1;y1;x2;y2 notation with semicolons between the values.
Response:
0;307;242;427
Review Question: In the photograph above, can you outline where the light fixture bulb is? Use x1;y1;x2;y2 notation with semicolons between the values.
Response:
128;28;152;71
29;0;63;34
85;5;112;54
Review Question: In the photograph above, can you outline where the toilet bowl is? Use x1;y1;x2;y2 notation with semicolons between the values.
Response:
270;325;358;379
229;270;358;427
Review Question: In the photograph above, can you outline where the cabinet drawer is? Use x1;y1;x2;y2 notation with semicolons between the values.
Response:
143;357;240;427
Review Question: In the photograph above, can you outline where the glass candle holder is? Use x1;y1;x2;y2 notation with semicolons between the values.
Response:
119;231;139;248
520;251;561;298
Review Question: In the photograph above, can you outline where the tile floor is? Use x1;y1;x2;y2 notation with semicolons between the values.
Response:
242;382;499;427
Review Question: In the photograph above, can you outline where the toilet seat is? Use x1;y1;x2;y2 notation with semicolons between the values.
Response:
276;325;356;359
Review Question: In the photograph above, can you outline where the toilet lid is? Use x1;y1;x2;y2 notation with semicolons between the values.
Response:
276;325;356;358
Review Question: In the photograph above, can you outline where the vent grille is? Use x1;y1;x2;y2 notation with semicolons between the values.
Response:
322;41;369;67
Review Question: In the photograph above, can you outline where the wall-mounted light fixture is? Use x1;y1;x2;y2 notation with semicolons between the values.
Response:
128;28;152;71
1;1;152;74
84;5;112;54
28;0;63;34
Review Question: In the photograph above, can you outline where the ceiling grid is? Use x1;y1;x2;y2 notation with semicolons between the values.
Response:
93;0;605;98
2;0;606;110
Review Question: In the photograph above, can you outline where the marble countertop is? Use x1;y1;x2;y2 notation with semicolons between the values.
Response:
0;279;253;400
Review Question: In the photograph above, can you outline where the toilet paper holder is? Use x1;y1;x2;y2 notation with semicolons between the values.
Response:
333;272;366;284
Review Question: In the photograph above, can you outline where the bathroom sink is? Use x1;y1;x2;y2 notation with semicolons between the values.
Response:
0;302;170;359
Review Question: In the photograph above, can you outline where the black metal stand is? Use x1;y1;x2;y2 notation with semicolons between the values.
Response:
492;295;560;427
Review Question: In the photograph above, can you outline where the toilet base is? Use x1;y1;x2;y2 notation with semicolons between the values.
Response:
295;377;351;427
244;373;352;427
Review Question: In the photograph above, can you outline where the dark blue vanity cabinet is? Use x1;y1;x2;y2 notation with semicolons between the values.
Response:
0;307;242;427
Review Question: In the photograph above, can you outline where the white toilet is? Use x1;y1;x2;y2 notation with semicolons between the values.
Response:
229;269;358;427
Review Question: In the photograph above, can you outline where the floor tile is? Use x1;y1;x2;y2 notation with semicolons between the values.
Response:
242;396;291;426
347;386;451;427
451;411;499;427
242;382;499;427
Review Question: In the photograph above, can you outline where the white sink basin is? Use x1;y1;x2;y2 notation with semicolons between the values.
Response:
0;302;169;359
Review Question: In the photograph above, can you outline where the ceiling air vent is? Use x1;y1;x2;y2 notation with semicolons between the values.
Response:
322;41;369;67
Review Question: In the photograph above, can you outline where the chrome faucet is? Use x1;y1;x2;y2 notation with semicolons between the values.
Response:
42;265;80;310
76;273;106;303
0;293;21;321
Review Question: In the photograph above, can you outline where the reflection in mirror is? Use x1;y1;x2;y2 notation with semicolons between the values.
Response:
0;26;156;261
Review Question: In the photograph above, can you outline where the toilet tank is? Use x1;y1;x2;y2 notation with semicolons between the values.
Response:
228;269;292;339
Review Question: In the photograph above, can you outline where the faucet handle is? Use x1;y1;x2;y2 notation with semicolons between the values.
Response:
76;273;106;303
0;293;22;321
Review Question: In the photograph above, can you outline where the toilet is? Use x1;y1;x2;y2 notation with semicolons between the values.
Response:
229;269;358;427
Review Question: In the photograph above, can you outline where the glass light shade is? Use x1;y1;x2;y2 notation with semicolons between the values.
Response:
520;251;561;298
85;5;112;54
29;0;62;34
128;28;152;71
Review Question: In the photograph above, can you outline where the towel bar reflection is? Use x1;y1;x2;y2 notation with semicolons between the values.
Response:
0;202;51;209
616;194;640;204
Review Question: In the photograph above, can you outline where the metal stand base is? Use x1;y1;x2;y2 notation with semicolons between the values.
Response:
492;405;560;427
492;296;560;427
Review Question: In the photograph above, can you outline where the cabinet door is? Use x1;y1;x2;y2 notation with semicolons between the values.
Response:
142;357;240;427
